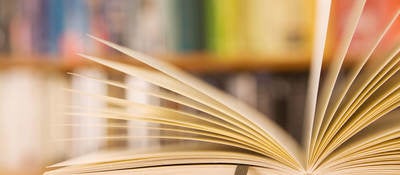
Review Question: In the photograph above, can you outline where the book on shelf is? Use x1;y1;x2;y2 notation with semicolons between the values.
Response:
46;0;399;175
0;0;324;63
246;0;314;58
69;68;108;156
0;67;67;172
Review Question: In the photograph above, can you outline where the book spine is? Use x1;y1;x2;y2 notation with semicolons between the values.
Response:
226;73;258;107
0;68;46;171
45;71;69;162
86;1;109;54
205;0;243;57
250;0;313;58
35;0;50;54
60;0;89;59
9;0;37;55
129;0;167;53
70;68;107;156
0;0;16;53
126;76;160;149
124;0;163;149
204;0;217;53
47;0;64;55
174;0;205;52
105;71;127;148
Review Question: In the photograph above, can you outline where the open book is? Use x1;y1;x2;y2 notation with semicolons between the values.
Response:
46;1;399;175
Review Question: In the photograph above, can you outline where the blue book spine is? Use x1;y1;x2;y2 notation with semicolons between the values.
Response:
47;0;64;55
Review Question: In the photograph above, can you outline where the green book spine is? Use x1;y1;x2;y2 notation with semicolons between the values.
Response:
175;0;205;52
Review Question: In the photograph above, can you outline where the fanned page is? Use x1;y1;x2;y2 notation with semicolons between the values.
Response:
308;0;367;166
46;38;304;175
306;0;400;174
304;0;331;160
317;111;400;174
84;35;304;166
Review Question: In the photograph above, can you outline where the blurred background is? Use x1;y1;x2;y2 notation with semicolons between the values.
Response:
0;0;399;174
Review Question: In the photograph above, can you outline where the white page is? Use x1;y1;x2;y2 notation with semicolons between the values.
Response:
304;0;331;163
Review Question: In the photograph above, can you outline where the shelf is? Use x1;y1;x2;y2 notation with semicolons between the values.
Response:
0;53;314;73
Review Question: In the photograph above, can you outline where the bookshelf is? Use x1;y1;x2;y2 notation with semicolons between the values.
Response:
0;53;325;73
1;0;396;174
0;53;364;74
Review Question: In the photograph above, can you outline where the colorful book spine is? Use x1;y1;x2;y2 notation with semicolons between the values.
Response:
9;0;37;55
2;0;317;61
204;0;245;57
128;0;168;53
246;0;313;58
86;1;110;54
60;0;89;59
0;0;16;53
47;0;64;55
35;0;50;54
173;0;205;52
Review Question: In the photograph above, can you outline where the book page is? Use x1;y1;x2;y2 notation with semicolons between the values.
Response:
77;36;304;169
313;45;400;166
304;0;331;163
64;93;277;157
317;66;400;160
47;164;295;175
66;73;291;157
309;0;366;167
314;12;400;155
73;54;299;168
45;145;298;175
67;72;271;149
316;110;400;172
